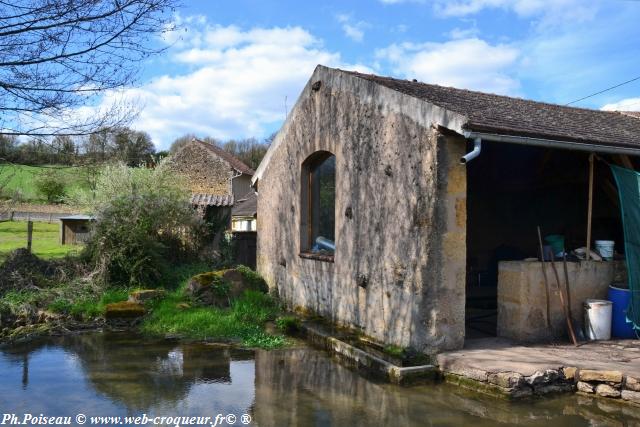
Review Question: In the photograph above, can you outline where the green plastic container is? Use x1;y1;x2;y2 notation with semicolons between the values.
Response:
544;235;565;255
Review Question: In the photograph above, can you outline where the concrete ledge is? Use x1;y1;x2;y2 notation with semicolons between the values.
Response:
302;323;439;385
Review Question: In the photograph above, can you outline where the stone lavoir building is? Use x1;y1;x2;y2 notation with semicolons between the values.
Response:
252;65;640;356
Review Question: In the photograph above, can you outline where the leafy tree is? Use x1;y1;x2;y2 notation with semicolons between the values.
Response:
0;136;18;162
113;128;156;166
52;136;77;165
36;172;66;203
83;162;204;286
222;137;271;170
84;129;114;163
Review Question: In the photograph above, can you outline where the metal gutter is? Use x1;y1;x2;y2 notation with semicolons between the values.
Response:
463;131;640;156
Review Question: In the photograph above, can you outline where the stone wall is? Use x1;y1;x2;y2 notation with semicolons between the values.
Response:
169;142;233;195
256;66;467;354
497;260;626;341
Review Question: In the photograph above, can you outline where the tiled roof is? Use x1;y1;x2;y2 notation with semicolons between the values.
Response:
193;139;255;175
343;70;640;149
190;193;234;207
231;191;257;217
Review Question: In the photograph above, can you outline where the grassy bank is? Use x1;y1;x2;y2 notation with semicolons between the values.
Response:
0;164;89;203
0;221;78;262
0;257;287;349
141;270;286;349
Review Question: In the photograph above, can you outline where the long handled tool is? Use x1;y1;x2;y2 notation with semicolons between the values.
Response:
550;251;579;346
563;253;586;342
537;226;552;329
562;254;573;321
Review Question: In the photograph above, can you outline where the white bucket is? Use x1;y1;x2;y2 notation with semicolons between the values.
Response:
584;299;612;340
595;240;615;260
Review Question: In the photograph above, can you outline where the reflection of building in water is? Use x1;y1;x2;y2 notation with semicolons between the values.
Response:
253;349;640;426
253;348;416;426
59;333;241;410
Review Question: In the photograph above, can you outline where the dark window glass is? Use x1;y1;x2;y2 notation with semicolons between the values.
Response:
305;153;335;255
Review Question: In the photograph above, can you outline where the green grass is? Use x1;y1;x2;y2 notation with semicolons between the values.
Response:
47;288;130;320
0;164;90;203
141;269;286;349
0;220;79;262
0;255;286;349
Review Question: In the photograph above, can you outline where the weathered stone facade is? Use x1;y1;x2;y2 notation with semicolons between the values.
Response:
169;141;235;196
254;66;467;354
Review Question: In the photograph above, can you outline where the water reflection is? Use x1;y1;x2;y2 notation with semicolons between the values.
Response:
0;333;639;426
0;332;254;416
254;349;640;427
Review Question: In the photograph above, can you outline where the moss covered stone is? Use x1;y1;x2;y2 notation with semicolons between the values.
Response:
105;301;145;319
185;267;268;307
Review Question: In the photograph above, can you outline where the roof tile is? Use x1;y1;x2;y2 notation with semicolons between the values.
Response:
343;70;640;149
190;193;234;207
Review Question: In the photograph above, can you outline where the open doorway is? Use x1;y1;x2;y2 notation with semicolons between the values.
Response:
464;141;623;340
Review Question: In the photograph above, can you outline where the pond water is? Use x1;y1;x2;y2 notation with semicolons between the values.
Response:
0;332;638;426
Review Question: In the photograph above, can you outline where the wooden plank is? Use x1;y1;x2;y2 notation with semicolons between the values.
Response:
586;154;594;261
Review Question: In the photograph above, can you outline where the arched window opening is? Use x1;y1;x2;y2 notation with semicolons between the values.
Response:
301;152;336;259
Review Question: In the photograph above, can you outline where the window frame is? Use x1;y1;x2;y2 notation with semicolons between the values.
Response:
299;151;336;262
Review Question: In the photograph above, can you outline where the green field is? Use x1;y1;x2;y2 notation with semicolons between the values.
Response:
0;164;89;203
0;221;79;262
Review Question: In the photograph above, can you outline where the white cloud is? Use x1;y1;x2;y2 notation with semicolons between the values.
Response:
379;0;425;4
433;0;597;28
446;26;479;40
336;14;369;42
97;21;371;149
376;38;520;94
601;98;640;112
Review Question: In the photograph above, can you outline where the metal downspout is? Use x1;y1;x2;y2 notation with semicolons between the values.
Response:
460;137;482;164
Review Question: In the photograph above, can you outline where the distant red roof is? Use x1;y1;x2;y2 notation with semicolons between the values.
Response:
193;138;255;176
620;111;640;119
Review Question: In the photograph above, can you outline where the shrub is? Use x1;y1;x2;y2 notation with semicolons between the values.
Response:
275;315;301;334
235;265;268;293
36;173;66;203
82;162;204;287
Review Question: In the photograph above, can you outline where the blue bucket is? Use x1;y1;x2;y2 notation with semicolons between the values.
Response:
608;285;637;339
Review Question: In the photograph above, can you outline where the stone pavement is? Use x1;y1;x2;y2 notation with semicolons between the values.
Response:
437;338;640;404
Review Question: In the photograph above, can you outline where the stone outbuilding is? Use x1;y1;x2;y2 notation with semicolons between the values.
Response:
252;65;640;355
169;138;256;226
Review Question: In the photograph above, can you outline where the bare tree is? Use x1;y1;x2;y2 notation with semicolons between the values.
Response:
0;0;178;138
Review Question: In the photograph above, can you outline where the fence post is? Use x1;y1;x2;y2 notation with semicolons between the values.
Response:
27;221;33;252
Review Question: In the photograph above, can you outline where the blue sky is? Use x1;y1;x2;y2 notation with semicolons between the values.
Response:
116;0;640;149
